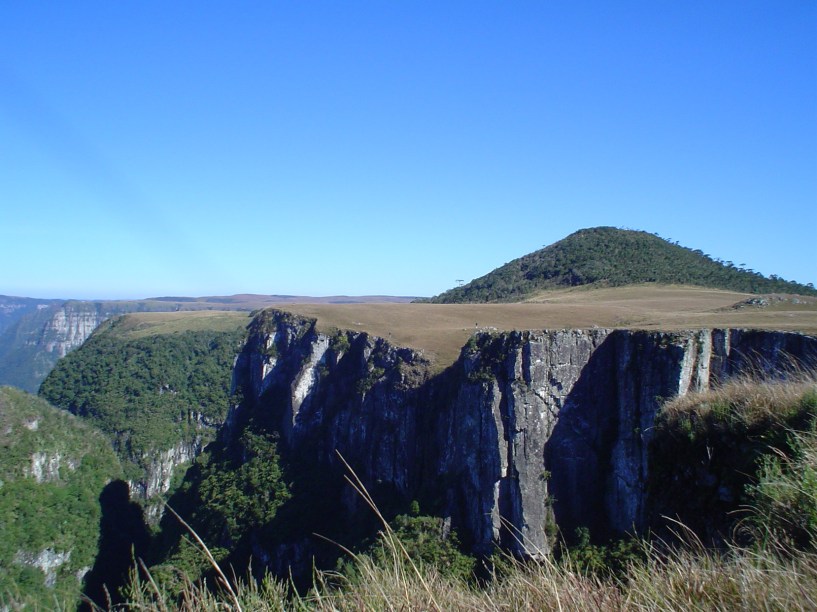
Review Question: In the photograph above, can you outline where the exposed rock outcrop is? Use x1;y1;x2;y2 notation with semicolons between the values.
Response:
229;310;817;566
27;451;77;483
37;305;108;358
13;548;71;588
129;439;206;523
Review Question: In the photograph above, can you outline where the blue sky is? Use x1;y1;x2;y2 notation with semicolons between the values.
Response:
1;2;815;299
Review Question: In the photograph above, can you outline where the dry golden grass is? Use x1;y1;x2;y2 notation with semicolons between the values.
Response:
661;369;817;429
620;544;817;611
124;522;817;611
271;285;817;369
107;311;252;339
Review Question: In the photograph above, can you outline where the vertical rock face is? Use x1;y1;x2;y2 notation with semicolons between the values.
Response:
232;310;817;561
37;305;109;357
429;329;612;556
231;310;428;508
128;439;206;522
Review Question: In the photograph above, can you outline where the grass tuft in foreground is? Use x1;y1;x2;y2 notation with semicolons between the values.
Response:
120;538;817;611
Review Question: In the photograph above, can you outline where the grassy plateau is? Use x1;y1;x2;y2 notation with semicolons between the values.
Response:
264;284;817;368
96;310;252;340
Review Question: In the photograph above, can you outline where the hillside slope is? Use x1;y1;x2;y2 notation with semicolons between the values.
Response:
39;312;249;519
429;227;817;303
0;295;60;335
0;387;122;609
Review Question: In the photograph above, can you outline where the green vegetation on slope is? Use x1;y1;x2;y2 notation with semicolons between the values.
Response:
429;227;817;303
39;314;247;481
0;386;122;609
336;510;476;585
149;428;291;590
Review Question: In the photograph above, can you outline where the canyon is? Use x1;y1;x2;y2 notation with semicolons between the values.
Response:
225;309;817;568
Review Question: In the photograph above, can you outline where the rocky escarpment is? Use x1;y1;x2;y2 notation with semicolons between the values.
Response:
38;303;111;358
230;310;430;496
229;310;817;568
0;302;144;392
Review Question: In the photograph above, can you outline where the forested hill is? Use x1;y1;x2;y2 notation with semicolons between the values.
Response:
428;227;817;303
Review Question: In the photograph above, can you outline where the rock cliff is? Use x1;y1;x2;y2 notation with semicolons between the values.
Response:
228;310;817;565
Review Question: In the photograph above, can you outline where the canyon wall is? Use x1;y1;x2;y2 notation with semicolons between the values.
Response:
229;310;817;560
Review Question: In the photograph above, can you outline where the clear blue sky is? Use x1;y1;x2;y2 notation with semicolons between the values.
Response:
1;2;815;299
